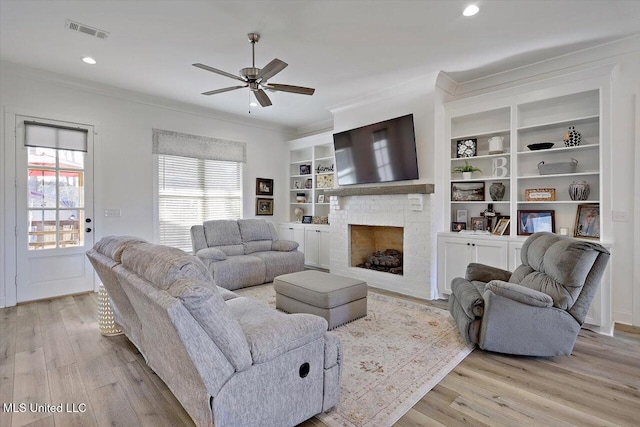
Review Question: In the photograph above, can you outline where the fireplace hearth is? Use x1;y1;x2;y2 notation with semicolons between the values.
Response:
350;225;403;275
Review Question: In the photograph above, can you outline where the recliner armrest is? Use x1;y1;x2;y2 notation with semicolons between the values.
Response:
466;263;512;283
485;280;553;308
271;240;299;252
196;247;227;262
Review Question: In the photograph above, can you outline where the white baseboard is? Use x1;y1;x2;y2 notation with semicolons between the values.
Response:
613;310;633;325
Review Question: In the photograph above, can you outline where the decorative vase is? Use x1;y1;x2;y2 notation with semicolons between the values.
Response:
488;136;504;154
296;193;306;203
462;171;472;180
563;126;581;147
569;181;590;201
490;182;506;201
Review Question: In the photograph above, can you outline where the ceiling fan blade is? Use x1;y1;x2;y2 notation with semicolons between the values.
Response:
202;85;247;96
193;63;246;82
266;83;315;96
256;58;288;82
254;89;272;107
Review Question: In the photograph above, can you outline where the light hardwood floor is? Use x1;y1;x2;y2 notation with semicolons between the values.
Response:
1;292;638;427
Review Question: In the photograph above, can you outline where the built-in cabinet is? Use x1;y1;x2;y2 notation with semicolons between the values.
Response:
437;74;613;334
304;226;331;269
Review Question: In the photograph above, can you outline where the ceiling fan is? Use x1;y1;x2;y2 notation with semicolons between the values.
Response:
193;33;315;107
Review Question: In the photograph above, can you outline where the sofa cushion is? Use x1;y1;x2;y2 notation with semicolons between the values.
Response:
485;280;553;308
204;220;242;247
167;279;252;372
251;251;305;283
243;240;273;254
218;286;239;301
215;244;245;256
518;233;606;310
121;243;212;290
94;236;146;262
238;219;278;242
226;297;327;363
210;255;266;290
272;240;299;252
196;247;227;261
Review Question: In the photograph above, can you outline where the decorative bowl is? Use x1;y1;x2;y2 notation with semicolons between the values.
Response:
527;142;555;151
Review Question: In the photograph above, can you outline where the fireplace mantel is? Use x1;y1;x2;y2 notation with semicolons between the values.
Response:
324;183;434;197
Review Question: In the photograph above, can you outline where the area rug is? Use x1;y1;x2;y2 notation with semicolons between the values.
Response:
235;284;474;427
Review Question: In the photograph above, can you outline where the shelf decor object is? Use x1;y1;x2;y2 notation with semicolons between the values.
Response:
451;181;485;201
569;181;590;201
574;204;600;239
294;207;304;222
299;164;311;175
98;285;123;336
456;138;477;158
489;182;506;201
527;142;555;150
525;188;556;201
256;177;274;196
538;158;578;175
517;210;555;236
563;126;582;147
316;174;334;188
488;136;505;154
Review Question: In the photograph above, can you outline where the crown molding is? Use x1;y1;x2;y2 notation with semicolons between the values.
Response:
0;60;297;136
295;119;334;139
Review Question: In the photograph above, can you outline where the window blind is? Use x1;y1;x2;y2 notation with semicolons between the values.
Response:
158;154;242;252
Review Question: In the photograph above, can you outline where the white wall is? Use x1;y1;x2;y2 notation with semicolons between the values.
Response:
0;61;293;307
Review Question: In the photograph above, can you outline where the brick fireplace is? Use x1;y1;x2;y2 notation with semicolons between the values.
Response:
328;188;434;299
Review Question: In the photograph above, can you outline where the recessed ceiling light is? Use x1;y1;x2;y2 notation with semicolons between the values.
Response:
463;4;479;16
82;56;97;65
250;102;258;107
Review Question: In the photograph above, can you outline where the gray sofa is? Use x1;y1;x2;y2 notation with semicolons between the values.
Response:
191;219;305;290
448;232;610;356
87;236;342;427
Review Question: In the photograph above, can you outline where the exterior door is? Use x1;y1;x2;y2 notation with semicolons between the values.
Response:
15;115;94;302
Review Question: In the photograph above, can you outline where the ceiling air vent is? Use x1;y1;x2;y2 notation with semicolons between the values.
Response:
65;19;109;39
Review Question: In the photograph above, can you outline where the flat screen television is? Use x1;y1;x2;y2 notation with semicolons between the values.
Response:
332;114;419;186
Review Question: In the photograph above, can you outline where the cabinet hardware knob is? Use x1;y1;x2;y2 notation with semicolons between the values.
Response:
467;243;470;246
472;243;475;246
85;228;92;233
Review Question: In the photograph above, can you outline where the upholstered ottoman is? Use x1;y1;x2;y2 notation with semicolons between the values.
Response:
274;270;368;329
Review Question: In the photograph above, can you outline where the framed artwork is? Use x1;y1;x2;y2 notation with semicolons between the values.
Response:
451;222;466;232
255;198;273;216
492;218;510;236
305;178;313;189
574;204;600;239
495;215;510;235
293;180;301;189
524;188;556;201
470;217;489;231
456;138;477;158
456;209;468;223
256;178;273;196
451;181;485;201
517;210;555;235
299;164;311;175
302;215;313;224
317;194;325;203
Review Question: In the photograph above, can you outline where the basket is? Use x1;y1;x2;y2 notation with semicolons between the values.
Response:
537;158;578;175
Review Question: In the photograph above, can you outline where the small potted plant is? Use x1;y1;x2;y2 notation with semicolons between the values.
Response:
452;161;482;180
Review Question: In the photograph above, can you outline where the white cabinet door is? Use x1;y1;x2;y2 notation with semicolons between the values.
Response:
438;237;473;294
508;241;524;271
304;228;321;267
279;224;305;253
318;228;331;269
278;225;293;240
472;240;509;271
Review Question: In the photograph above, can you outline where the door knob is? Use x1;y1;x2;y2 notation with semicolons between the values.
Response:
85;218;92;223
85;228;92;233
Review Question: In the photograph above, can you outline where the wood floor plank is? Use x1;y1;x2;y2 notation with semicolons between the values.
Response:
12;348;51;427
395;408;448;427
111;361;186;427
14;305;42;354
47;363;97;427
36;300;76;370
20;417;53;427
70;332;117;392
0;362;15;427
0;306;17;365
87;382;140;427
160;389;194;426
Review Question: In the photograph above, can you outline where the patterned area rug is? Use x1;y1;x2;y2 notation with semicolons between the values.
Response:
235;284;474;427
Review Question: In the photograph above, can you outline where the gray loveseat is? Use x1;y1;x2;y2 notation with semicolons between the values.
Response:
87;236;342;427
448;232;610;356
191;219;305;290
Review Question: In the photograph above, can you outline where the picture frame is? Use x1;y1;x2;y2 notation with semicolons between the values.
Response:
574;204;600;239
256;178;274;196
456;138;477;158
495;215;510;235
451;222;466;232
517;210;555;235
255;198;273;216
524;188;556;202
305;178;313;189
299;164;311;175
302;215;313;224
456;209;468;223
470;217;489;231
451;181;485;201
293;180;301;189
317;194;325;203
492;218;510;236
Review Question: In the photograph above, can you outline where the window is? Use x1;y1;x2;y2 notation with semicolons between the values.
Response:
153;129;246;253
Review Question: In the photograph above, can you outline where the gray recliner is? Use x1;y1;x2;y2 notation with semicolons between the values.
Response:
448;232;610;356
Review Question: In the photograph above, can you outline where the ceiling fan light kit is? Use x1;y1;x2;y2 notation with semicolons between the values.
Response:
194;33;315;107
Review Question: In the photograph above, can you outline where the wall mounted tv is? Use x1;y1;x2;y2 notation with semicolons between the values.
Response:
333;114;419;186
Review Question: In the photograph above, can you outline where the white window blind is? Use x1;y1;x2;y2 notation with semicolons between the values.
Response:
158;154;242;252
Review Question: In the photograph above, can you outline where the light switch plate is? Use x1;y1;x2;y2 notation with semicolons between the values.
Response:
104;208;122;218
